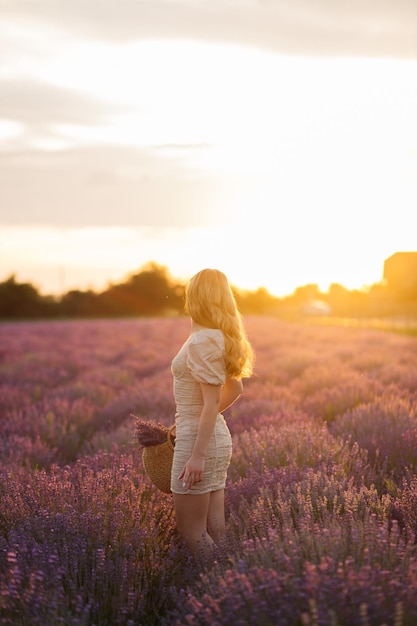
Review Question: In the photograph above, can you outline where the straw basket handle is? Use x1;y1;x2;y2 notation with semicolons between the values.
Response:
167;424;176;448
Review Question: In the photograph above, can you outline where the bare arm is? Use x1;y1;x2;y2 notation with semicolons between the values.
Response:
219;377;243;412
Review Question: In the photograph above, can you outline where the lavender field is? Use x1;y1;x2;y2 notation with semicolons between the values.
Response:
1;316;417;625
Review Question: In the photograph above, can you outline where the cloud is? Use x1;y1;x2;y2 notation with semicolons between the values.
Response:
1;0;417;57
1;1;416;232
0;79;120;128
0;143;237;228
0;75;227;230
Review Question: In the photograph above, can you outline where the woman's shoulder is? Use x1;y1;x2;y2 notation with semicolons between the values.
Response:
189;327;224;346
187;328;226;384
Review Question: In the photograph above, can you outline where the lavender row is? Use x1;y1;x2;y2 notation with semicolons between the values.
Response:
1;316;417;624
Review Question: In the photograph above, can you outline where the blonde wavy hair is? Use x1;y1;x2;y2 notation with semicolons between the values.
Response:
185;269;254;379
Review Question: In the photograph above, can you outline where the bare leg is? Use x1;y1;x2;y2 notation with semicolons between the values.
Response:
173;492;217;561
207;489;226;547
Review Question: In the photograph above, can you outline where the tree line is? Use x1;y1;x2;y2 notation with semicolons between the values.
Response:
1;262;416;320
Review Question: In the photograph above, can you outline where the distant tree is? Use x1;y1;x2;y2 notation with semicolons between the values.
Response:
328;283;349;299
60;290;99;317
327;283;374;317
0;275;46;318
99;263;184;316
235;287;278;314
327;283;350;315
291;284;321;303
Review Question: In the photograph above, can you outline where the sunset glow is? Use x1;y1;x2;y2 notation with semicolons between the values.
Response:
1;3;416;296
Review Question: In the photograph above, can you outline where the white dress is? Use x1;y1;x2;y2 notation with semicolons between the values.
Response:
170;328;232;495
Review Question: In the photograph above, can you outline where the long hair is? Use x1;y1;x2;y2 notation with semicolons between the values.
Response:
185;269;254;379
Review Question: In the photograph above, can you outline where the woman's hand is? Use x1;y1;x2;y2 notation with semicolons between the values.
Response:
178;453;205;489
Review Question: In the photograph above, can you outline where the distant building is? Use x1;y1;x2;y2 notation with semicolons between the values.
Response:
383;252;417;295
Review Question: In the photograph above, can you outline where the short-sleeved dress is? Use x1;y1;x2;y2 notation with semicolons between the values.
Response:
170;328;233;495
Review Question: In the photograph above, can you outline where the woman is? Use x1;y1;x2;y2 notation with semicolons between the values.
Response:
171;268;254;561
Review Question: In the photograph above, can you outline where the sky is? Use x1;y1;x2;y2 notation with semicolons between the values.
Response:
1;0;417;297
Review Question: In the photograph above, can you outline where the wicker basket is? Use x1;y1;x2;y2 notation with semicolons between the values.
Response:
142;424;176;493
